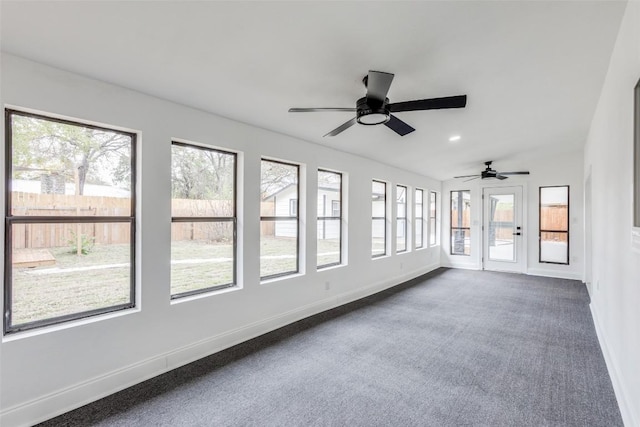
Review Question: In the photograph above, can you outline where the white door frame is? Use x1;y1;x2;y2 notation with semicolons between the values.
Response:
482;185;527;273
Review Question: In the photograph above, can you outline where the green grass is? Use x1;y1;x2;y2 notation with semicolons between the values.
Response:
10;237;345;325
171;240;233;295
12;244;131;325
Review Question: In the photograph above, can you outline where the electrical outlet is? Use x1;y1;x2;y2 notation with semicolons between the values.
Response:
325;281;330;291
400;262;404;270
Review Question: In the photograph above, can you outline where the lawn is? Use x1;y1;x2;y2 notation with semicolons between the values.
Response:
10;237;342;326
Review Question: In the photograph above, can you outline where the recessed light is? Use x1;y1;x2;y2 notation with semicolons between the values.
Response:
449;135;461;142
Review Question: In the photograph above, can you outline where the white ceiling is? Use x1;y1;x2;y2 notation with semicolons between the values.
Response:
0;1;626;180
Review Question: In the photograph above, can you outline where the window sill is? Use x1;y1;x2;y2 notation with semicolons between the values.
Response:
3;306;140;342
170;284;241;305
318;263;347;272
632;227;640;253
261;272;305;285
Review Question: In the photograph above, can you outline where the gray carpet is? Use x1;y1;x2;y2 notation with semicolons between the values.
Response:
38;268;622;426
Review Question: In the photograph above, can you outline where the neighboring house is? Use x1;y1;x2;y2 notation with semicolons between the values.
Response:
263;183;341;239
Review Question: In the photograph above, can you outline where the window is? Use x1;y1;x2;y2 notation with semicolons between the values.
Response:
429;191;438;246
415;189;424;249
372;180;387;257
317;170;342;269
539;186;569;264
4;110;136;333
450;190;471;255
331;200;340;217
260;159;299;279
171;142;236;298
397;185;408;253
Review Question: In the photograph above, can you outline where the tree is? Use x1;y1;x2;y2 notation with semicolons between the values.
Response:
260;161;297;200
12;115;131;195
171;145;234;200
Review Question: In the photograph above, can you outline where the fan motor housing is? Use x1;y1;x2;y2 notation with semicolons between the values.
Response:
356;97;390;125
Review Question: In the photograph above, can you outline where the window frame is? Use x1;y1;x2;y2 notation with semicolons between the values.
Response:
633;78;640;228
4;109;137;334
415;188;424;249
539;185;570;265
260;158;300;280
317;169;342;269
372;179;387;258
429;191;438;247
450;190;471;256
396;184;408;253
170;141;237;299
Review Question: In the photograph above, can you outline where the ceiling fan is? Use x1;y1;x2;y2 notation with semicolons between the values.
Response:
288;70;467;137
454;161;530;181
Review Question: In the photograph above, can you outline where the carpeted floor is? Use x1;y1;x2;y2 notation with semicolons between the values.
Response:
38;268;622;426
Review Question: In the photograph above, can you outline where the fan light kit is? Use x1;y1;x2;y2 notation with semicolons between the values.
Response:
454;161;530;181
289;70;467;137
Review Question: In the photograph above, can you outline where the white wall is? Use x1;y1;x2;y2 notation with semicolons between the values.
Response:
441;149;584;281
0;54;443;426
584;2;640;425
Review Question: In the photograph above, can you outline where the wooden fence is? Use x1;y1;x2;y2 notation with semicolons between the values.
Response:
10;192;277;249
11;192;568;249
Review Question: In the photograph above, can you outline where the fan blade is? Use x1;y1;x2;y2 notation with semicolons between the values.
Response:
496;175;508;180
454;174;481;179
366;71;394;103
384;114;415;136
498;171;530;175
289;108;356;112
389;95;467;112
324;117;357;137
464;177;480;182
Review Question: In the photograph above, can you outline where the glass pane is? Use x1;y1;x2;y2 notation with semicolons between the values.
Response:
541;231;569;263
540;186;568;231
171;221;234;296
397;218;407;252
415;189;423;205
10;222;131;326
396;186;407;218
372;218;386;257
415;219;423;248
317;218;340;267
372;181;386;217
171;144;235;217
10;114;132;216
429;218;437;246
488;194;515;262
260;220;298;278
451;191;470;228
318;171;341;217
261;160;298;218
430;192;437;219
451;228;470;255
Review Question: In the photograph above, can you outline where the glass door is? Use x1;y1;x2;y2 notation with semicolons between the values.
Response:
483;186;525;273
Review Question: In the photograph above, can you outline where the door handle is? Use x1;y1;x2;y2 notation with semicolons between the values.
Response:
513;232;521;236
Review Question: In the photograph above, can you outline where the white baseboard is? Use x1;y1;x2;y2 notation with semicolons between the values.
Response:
0;263;440;427
440;261;479;270
590;303;638;427
526;268;582;281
